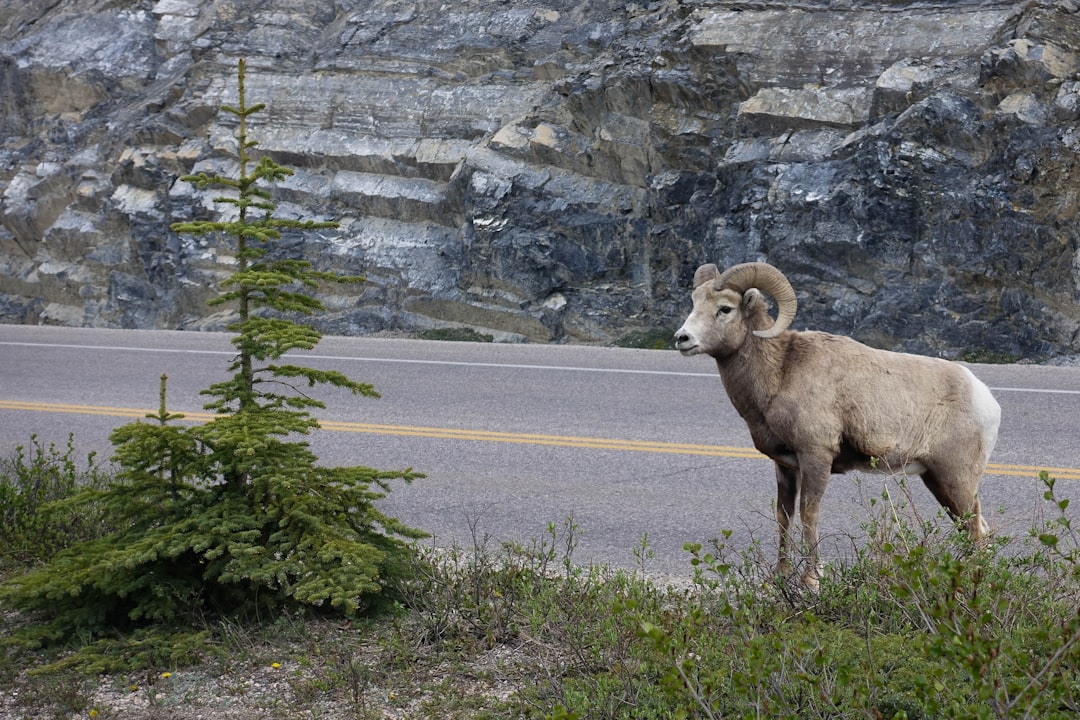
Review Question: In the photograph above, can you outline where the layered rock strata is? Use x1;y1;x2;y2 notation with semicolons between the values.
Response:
1;0;1078;357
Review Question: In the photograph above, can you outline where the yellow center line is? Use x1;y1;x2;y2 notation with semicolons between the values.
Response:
2;399;1077;480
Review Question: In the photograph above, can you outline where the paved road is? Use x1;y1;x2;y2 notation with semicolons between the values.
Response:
2;324;1080;578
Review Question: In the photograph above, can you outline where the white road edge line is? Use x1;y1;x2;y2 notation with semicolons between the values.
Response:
1;340;712;377
3;340;1080;391
989;386;1080;395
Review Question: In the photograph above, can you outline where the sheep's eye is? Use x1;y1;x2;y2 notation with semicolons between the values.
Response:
716;306;733;317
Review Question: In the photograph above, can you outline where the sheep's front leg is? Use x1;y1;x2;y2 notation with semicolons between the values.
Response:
774;462;798;579
798;456;831;591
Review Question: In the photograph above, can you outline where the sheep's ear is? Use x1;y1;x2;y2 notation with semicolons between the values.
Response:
693;263;720;288
742;288;762;311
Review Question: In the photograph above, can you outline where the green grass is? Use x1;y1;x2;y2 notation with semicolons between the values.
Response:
958;348;1022;364
417;327;495;342
613;328;675;350
2;444;1080;719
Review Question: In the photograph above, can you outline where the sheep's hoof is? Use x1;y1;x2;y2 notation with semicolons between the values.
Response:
800;570;821;594
963;514;991;548
772;560;794;579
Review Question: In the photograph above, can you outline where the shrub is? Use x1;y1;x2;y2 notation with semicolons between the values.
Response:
0;435;111;571
623;474;1080;720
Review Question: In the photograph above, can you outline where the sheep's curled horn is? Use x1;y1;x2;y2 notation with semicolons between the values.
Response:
694;262;798;339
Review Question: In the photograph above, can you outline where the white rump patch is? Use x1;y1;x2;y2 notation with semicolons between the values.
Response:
962;366;1002;463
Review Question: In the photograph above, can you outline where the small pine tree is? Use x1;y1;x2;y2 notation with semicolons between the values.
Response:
0;59;424;642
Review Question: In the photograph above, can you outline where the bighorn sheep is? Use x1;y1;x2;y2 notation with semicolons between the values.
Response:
674;262;1001;588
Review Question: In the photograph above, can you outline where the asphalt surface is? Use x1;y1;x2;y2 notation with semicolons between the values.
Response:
3;324;1080;578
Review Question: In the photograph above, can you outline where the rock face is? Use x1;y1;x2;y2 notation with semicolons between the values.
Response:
1;0;1078;357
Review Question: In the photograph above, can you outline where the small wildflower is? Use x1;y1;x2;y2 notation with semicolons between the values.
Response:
161;672;171;679
129;685;138;692
271;662;281;669
89;711;99;718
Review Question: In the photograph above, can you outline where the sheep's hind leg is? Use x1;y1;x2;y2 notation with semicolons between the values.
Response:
797;456;831;591
920;467;989;542
773;463;798;580
967;494;989;541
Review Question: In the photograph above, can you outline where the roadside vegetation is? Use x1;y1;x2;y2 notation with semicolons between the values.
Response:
1;55;424;706
2;58;1078;720
2;451;1079;718
614;328;675;350
418;327;495;343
